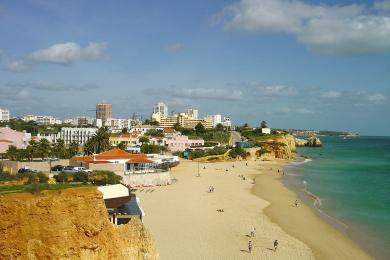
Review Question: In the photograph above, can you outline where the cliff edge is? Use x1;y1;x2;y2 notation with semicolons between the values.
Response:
0;187;158;260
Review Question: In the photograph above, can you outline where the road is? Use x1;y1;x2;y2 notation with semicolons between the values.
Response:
229;131;245;146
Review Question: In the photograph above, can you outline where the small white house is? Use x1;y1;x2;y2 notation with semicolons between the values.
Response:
261;128;271;134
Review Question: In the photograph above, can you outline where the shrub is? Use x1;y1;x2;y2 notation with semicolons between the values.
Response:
141;144;162;154
37;172;49;183
73;171;89;183
25;183;43;194
54;172;69;183
229;147;247;159
90;171;122;185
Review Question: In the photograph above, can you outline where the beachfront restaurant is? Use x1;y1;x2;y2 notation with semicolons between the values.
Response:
71;148;156;174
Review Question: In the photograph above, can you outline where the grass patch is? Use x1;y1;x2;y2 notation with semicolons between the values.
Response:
0;183;93;194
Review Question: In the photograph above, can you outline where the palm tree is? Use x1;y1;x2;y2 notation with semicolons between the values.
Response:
67;141;79;157
27;140;39;161
83;139;95;155
83;127;111;154
261;121;268;128
117;141;127;150
52;139;66;158
6;145;18;161
93;127;111;153
139;136;149;145
37;139;51;160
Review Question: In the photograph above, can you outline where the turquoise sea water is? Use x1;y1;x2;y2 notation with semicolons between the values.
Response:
284;136;390;259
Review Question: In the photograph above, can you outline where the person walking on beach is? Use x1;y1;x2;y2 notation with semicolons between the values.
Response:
274;240;278;251
246;162;248;166
250;227;256;237
248;240;253;253
294;200;298;207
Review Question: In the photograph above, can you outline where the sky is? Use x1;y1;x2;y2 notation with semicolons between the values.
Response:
0;0;389;135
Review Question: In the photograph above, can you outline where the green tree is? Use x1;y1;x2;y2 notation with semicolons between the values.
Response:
195;122;205;133
173;123;181;131
139;136;149;145
6;145;18;161
92;127;111;153
215;123;225;131
52;139;66;158
144;129;164;137
67;141;79;157
83;127;111;154
117;141;127;150
260;121;268;128
140;144;162;154
37;139;51;160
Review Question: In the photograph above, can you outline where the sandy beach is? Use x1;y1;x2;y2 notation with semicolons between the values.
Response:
136;160;372;260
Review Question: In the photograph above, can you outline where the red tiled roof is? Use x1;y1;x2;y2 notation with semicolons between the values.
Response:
110;133;138;138
163;128;176;133
72;149;152;163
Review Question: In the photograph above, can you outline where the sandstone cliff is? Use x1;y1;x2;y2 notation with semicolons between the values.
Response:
249;134;296;160
294;136;322;147
0;187;158;260
305;136;322;147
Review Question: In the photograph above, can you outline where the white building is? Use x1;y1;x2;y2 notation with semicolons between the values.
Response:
64;117;96;126
105;118;132;130
59;127;97;145
21;115;61;125
205;114;222;127
186;108;199;119
153;102;168;117
129;125;163;136
0;108;10;122
261;128;271;134
222;117;232;128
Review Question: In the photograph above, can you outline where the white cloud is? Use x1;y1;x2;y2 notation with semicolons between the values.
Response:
296;108;314;114
163;43;183;53
320;90;342;98
216;0;390;55
375;0;390;11
255;85;298;97
5;42;107;72
29;42;106;64
4;81;99;92
5;59;32;72
274;107;313;114
366;93;387;103
173;88;242;100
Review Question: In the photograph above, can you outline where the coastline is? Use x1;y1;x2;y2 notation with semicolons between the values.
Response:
137;159;372;259
252;158;373;260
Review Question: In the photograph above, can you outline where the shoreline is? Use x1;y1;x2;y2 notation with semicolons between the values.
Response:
136;159;372;259
252;158;373;260
282;157;388;260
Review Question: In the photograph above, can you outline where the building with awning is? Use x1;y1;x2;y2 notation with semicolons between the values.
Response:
71;148;173;187
97;184;143;225
71;148;155;174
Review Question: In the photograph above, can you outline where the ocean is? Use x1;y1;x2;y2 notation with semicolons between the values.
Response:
283;136;390;260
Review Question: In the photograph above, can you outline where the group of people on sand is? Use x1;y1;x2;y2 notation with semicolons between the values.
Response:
247;227;279;253
208;186;215;193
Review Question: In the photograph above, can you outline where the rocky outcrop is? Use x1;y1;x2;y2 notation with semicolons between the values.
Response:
294;136;322;147
0;187;158;260
255;134;297;160
305;136;322;147
294;138;308;147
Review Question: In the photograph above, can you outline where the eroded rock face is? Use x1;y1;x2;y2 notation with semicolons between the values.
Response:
0;187;159;260
305;136;322;147
256;134;297;160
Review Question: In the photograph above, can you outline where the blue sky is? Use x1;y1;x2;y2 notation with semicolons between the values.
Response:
0;0;389;135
